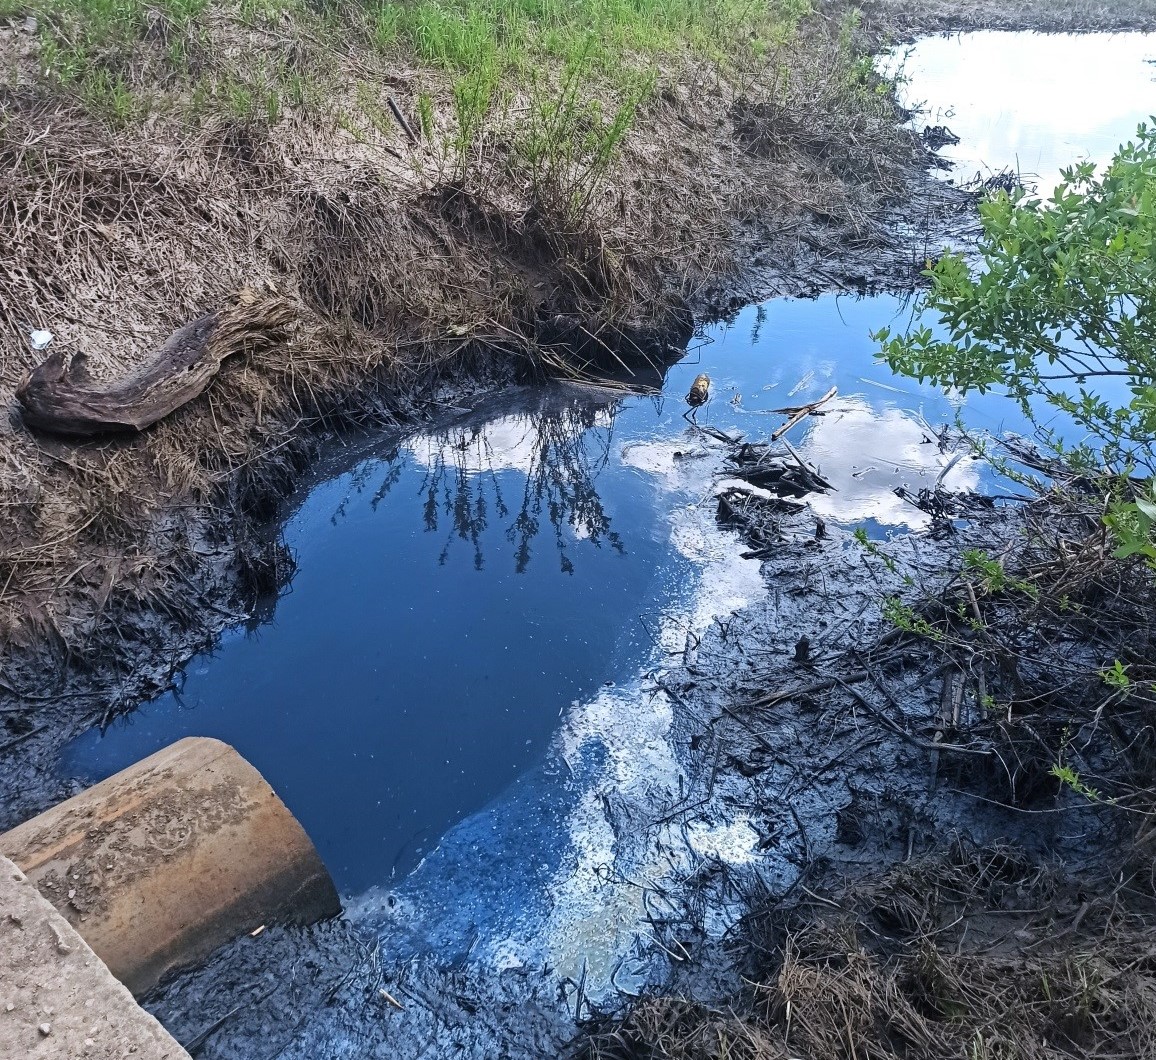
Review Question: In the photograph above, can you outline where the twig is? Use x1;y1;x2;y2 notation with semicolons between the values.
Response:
747;670;871;709
0;724;46;756
771;385;837;440
780;436;834;491
183;986;277;1052
935;451;965;489
387;96;419;145
834;675;991;756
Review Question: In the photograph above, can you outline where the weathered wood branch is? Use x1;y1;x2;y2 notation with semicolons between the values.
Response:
15;289;297;437
771;385;838;441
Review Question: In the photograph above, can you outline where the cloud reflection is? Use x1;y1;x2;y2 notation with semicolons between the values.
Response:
883;32;1156;187
399;387;624;573
801;397;980;528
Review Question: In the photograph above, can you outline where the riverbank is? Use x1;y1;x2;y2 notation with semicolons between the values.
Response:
1;0;1152;822
0;0;953;826
855;0;1156;36
136;444;1156;1059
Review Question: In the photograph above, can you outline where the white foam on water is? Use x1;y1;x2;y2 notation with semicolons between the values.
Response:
686;817;762;866
485;438;771;998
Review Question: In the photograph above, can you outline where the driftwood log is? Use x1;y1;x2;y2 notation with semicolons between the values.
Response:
15;289;296;437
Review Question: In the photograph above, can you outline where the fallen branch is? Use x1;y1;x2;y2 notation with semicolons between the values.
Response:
780;436;835;491
834;674;992;757
747;669;871;709
771;385;837;441
16;289;297;437
387;96;420;145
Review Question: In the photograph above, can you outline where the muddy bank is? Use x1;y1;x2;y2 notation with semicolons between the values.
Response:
853;0;1156;36
137;454;1141;1058
1;2;1153;1056
567;456;1156;1060
579;840;1156;1059
0;0;972;830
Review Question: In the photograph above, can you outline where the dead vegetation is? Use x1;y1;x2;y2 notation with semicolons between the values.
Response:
572;431;1156;1060
713;432;1156;825
852;478;1156;821
15;287;298;434
576;843;1156;1060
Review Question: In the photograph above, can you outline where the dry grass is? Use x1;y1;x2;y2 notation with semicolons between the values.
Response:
0;3;926;686
846;471;1156;821
577;845;1156;1060
575;444;1156;1060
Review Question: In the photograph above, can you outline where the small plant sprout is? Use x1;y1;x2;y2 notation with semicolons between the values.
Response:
1049;763;1106;804
1100;659;1131;690
882;597;943;642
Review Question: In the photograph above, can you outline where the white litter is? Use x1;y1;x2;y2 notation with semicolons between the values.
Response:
29;329;53;350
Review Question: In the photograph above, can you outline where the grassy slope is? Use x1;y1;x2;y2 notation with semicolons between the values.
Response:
0;0;912;689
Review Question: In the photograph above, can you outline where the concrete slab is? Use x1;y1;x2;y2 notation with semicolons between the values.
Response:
0;854;190;1059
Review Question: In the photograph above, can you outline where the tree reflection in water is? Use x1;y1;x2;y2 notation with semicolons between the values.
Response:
372;386;627;573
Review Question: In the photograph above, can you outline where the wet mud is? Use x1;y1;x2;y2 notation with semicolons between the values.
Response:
141;474;1103;1059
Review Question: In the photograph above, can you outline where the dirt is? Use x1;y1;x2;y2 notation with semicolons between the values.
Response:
851;0;1156;36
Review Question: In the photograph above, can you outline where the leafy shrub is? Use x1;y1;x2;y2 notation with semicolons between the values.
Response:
877;122;1156;560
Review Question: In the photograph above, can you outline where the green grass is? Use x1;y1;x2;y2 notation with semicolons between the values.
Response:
360;0;814;196
24;0;216;116
373;0;813;76
237;0;287;23
6;0;818;208
11;0;812;126
13;0;811;72
78;67;140;126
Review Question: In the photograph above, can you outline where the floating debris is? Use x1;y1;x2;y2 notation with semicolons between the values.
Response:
683;373;710;422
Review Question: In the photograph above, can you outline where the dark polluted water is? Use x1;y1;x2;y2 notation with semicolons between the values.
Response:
62;294;999;894
61;25;1156;1038
67;387;690;891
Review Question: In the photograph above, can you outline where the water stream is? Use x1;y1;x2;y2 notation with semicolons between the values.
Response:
63;25;1156;1039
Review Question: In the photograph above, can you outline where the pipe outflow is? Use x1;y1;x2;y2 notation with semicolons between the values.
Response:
0;737;341;996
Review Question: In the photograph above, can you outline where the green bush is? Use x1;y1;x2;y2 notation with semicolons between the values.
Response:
877;123;1156;475
877;123;1156;562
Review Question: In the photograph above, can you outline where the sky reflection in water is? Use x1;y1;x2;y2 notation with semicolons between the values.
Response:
59;293;1011;892
884;32;1156;185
